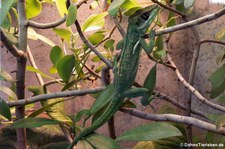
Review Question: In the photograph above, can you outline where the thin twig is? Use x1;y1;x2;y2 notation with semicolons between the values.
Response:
8;87;105;107
74;20;113;68
120;108;225;136
27;15;66;29
152;0;186;17
155;7;225;36
167;53;225;112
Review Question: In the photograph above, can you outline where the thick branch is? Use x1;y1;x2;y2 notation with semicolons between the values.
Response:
27;15;66;29
120;108;225;136
8;87;104;107
0;29;25;57
155;7;225;36
17;0;28;148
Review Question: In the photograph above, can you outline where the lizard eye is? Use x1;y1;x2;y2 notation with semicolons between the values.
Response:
140;12;150;21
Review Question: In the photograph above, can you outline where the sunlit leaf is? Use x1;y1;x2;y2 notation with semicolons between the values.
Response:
53;28;72;42
11;118;61;128
82;12;108;32
57;55;75;82
184;0;194;9
0;86;17;100
0;98;11;120
0;68;14;83
88;32;105;45
116;122;182;141
28;99;66;118
55;0;68;17
108;0;126;16
0;0;14;25
26;66;54;80
26;0;42;19
50;46;64;66
66;4;77;27
89;1;99;10
28;28;56;46
215;28;225;41
85;133;122;149
77;140;94;149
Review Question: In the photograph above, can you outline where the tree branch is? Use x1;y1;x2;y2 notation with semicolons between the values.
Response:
155;7;225;36
120;108;225;136
152;0;186;17
167;53;225;112
0;29;25;58
16;0;28;148
8;87;104;107
27;15;66;29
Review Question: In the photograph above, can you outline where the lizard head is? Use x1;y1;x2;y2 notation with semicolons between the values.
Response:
129;5;160;34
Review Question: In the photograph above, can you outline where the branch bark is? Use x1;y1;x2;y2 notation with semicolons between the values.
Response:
120;108;225;136
155;7;225;36
16;0;28;148
8;87;105;107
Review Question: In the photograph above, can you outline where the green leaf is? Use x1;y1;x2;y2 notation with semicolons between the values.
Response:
28;28;56;46
88;32;105;45
26;66;54;80
55;0;68;17
82;12;108;32
1;27;18;46
53;28;72;42
86;133;122;149
57;55;75;83
90;84;114;114
104;39;115;52
50;46;64;66
108;0;126;16
75;109;90;122
28;99;66;118
0;98;11;120
0;68;14;83
184;0;194;9
215;28;225;41
66;4;77;27
77;140;94;149
218;94;225;102
26;0;42;19
116;122;182;141
210;64;225;98
167;12;176;27
0;0;14;25
143;64;157;94
215;115;225;129
122;100;137;108
155;36;163;51
0;86;18;100
11;118;61;128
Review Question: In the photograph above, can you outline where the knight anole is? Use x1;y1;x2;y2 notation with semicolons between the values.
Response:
68;5;160;148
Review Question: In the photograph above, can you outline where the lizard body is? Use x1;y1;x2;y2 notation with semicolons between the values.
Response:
68;5;159;148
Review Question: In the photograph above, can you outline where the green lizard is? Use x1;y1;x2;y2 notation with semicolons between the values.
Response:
68;5;160;148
